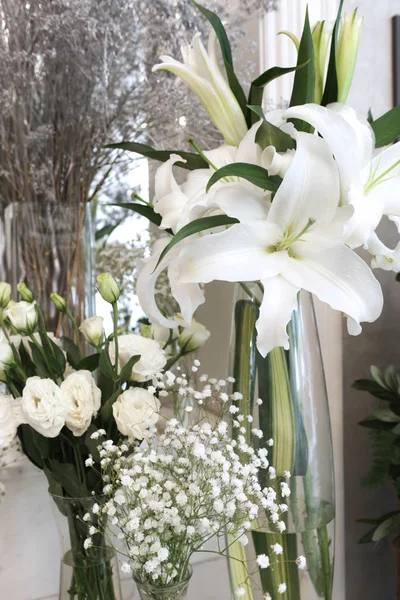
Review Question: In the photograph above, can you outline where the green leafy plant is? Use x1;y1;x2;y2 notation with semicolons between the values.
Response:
354;366;400;547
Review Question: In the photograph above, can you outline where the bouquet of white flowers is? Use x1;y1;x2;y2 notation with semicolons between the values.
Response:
108;1;400;598
85;367;305;600
0;275;209;599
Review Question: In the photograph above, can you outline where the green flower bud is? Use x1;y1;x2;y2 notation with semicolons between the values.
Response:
0;282;11;309
140;324;153;339
336;10;363;103
97;273;120;304
17;282;35;303
50;293;67;312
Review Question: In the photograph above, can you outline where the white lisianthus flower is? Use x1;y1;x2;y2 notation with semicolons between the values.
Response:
21;377;66;437
178;319;210;353
108;334;166;382
0;341;14;380
0;393;22;448
153;30;248;146
112;388;160;440
5;301;37;331
79;316;104;348
61;370;101;436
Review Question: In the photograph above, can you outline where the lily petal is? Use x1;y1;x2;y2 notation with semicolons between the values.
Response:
136;239;177;328
268;131;340;231
154;155;190;232
284;103;365;200
210;184;270;223
168;262;205;326
365;141;400;216
282;244;383;334
178;222;285;284
257;276;299;357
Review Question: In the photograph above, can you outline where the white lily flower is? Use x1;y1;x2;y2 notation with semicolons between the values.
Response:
152;31;247;146
136;238;205;329
284;103;400;267
174;132;383;356
152;122;281;237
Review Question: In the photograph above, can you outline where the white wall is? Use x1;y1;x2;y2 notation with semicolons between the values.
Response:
343;2;400;599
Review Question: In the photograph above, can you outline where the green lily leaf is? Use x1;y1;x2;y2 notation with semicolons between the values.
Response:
106;141;207;171
371;106;400;148
154;215;239;271
248;62;309;125
289;7;316;132
96;220;124;242
206;163;281;193
110;202;165;230
191;0;247;116
321;0;344;105
248;106;296;153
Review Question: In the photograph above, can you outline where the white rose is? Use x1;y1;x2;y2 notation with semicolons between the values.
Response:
79;316;104;348
112;388;160;439
5;301;37;331
108;333;166;382
0;341;14;380
0;393;21;448
178;319;210;353
21;377;66;437
61;370;101;437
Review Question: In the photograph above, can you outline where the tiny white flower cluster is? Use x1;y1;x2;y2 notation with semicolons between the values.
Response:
84;364;294;589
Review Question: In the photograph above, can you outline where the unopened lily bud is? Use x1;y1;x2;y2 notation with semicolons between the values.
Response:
50;293;67;313
0;283;11;309
312;20;334;104
97;273;120;304
17;283;34;303
79;316;104;347
178;319;210;353
336;10;363;103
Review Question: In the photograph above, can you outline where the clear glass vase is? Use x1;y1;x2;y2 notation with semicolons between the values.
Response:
0;201;94;334
50;493;122;600
134;566;192;600
228;285;335;600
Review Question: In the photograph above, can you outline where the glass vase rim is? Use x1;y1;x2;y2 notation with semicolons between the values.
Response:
133;564;193;590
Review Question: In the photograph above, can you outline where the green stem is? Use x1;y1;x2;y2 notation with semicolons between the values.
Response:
65;309;84;360
239;282;261;307
112;303;119;380
165;350;184;372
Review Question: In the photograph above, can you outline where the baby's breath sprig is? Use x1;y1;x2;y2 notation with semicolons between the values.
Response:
84;361;307;596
